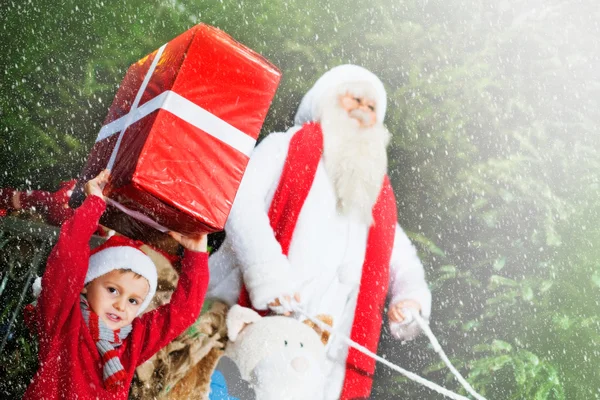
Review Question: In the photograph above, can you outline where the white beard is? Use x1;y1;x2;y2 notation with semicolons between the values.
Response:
320;100;390;225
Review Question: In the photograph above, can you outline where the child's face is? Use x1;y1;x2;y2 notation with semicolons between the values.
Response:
82;270;150;330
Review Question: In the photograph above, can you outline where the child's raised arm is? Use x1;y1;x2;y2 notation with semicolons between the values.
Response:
134;232;209;364
36;171;109;341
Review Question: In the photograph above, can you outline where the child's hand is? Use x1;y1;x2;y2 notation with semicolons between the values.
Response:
168;231;208;252
85;170;110;200
388;299;421;323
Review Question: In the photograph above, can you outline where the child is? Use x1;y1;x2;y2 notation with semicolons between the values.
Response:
23;170;210;400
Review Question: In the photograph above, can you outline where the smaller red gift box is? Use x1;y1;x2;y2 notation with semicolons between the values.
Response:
72;24;281;238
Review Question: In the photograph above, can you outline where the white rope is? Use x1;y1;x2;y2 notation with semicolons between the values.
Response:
409;310;487;400
289;303;486;400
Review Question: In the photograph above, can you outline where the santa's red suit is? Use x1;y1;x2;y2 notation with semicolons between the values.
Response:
208;65;431;399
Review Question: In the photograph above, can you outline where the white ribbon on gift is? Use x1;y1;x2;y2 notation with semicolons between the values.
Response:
99;43;257;163
104;197;170;233
97;90;257;158
95;42;257;232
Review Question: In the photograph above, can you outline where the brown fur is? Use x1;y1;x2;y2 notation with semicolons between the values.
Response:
166;346;224;400
302;314;334;345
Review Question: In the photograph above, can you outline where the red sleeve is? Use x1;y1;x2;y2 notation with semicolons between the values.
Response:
0;187;17;209
20;180;77;226
19;189;52;209
36;195;106;340
134;250;209;364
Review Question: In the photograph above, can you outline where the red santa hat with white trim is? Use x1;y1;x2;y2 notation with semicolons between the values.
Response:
32;235;158;315
294;64;388;126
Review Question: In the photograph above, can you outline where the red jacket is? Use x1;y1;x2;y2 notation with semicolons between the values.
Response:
23;195;209;400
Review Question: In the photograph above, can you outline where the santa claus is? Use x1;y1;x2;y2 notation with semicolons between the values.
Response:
208;64;432;399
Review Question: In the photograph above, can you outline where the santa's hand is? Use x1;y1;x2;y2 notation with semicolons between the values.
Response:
388;299;421;324
268;293;301;316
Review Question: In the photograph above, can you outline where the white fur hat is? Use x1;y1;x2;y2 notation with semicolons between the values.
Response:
294;64;387;126
86;235;157;315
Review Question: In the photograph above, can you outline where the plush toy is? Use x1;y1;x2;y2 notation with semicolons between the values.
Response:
212;305;332;400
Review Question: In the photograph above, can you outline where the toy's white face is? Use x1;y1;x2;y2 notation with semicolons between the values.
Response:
82;269;149;329
247;319;326;400
251;349;324;400
225;307;329;399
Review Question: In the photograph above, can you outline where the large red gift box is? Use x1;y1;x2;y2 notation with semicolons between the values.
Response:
72;24;281;237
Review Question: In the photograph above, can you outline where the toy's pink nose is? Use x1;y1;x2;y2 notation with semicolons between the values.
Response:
291;356;310;373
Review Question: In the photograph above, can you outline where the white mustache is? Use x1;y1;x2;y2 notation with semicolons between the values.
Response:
349;108;372;125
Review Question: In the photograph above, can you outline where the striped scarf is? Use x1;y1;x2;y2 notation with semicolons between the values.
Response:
80;295;132;391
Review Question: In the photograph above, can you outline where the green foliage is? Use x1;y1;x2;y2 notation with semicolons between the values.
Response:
0;323;39;396
1;0;600;399
468;343;565;400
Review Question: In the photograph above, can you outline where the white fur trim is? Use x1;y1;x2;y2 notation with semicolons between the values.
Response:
32;276;42;299
294;64;387;125
388;223;432;340
389;287;433;341
87;246;157;315
242;258;295;310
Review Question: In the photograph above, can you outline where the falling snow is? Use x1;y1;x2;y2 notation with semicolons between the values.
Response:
1;1;600;399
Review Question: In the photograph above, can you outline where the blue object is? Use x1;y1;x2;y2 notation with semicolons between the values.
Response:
209;370;239;400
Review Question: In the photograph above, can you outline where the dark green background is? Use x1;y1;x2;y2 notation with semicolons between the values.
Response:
1;1;599;398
